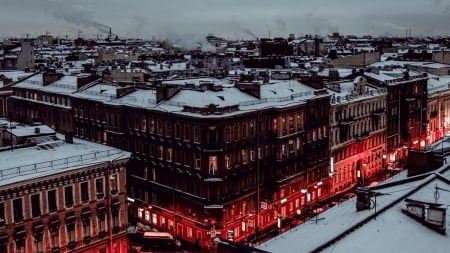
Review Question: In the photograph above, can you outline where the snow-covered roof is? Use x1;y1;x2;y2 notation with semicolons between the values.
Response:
0;71;35;85
317;68;354;78
13;73;78;95
371;60;450;70
8;125;55;137
364;69;424;84
259;165;450;253
428;76;450;95
11;72;327;118
0;133;130;187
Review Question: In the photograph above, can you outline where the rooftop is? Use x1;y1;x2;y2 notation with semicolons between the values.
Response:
259;163;450;253
0;130;130;188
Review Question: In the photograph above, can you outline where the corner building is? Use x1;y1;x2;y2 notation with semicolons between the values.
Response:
0;126;130;253
9;73;331;247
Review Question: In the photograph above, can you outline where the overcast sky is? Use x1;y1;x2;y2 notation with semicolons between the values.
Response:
0;0;449;42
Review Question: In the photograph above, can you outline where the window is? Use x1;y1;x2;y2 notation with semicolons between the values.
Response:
16;237;25;253
158;146;164;159
67;223;76;243
157;119;163;135
225;126;231;143
96;178;104;199
184;125;190;141
81;182;89;203
141;117;147;132
0;202;4;226
175;123;181;139
194;126;200;143
50;228;59;250
98;213;106;234
242;149;248;163
34;232;43;253
165;121;172;137
167;148;173;161
110;175;118;195
13;198;23;222
48;190;57;212
65;186;74;207
208;156;217;175
83;218;91;238
242;123;247;138
225;155;231;169
31;194;41;218
187;227;193;238
195;154;201;170
149;119;155;133
112;208;120;231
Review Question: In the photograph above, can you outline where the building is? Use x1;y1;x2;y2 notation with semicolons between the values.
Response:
426;76;450;143
0;70;36;118
258;144;450;252
0;121;130;253
0;40;35;71
9;72;332;247
327;76;387;192
364;68;428;168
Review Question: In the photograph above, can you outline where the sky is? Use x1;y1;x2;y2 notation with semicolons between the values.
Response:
0;0;449;42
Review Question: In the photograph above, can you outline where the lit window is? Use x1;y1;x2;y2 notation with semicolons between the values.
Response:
209;156;217;175
110;175;118;195
83;218;91;238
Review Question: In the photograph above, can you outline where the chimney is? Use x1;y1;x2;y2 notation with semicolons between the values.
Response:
65;130;74;144
34;127;40;134
43;70;63;86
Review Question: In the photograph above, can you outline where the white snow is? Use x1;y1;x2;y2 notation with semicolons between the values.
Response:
0;133;130;187
259;165;450;253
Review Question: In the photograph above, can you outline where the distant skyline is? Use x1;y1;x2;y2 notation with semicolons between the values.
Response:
1;0;449;43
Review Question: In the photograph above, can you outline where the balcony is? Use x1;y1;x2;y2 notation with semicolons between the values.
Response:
339;117;354;126
371;108;385;117
355;131;370;141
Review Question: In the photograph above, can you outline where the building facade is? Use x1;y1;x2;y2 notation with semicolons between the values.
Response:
365;69;428;168
0;126;130;253
9;73;332;247
328;76;387;191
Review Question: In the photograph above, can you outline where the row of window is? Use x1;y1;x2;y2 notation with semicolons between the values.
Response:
0;175;118;224
3;212;120;253
15;89;72;107
335;100;386;121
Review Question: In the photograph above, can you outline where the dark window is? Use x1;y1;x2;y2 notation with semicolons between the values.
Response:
112;211;120;229
65;186;74;207
13;198;23;222
48;190;57;212
34;232;43;253
81;182;89;203
194;126;200;143
31;194;41;218
96;178;104;199
0;202;5;226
